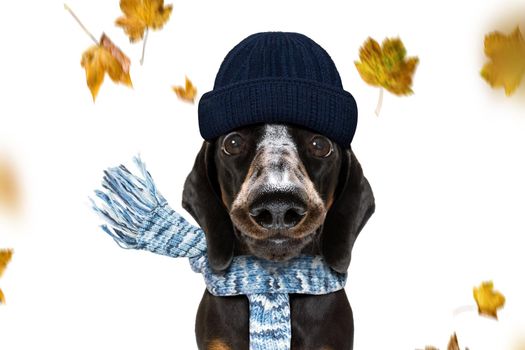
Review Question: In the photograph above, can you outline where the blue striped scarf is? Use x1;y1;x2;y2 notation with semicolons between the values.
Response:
91;157;347;350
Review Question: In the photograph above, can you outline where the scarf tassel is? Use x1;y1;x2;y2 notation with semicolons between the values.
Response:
91;156;166;249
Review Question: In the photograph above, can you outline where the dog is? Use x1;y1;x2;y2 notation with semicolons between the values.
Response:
182;123;375;350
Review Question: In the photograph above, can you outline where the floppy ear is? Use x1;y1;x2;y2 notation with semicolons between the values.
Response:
321;148;375;273
182;141;235;271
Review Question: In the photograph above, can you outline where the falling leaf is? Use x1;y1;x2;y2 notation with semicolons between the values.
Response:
81;34;132;101
513;338;525;350
0;157;19;214
116;0;172;42
447;333;460;350
0;249;13;278
172;76;197;103
421;333;468;350
481;26;525;96
473;280;505;319
0;249;13;304
100;33;131;74
355;37;419;116
116;0;173;64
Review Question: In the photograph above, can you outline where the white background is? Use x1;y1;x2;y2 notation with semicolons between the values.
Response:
1;0;525;349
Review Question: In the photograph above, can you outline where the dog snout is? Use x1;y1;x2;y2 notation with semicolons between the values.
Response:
248;191;307;230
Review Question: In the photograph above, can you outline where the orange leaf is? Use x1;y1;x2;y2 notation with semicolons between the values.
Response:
172;76;197;103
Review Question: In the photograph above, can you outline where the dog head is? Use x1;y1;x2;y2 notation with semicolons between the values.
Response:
182;123;374;272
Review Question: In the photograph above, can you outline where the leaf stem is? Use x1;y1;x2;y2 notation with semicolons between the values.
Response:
375;87;384;116
452;304;477;316
140;28;149;65
64;4;98;45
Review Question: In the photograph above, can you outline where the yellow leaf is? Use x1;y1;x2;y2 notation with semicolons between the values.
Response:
355;37;419;95
80;35;132;101
116;0;172;42
172;76;197;103
473;280;505;319
0;249;13;305
0;158;19;214
481;26;525;96
0;249;13;278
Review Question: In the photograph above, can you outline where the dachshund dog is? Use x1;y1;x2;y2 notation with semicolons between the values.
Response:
182;123;375;350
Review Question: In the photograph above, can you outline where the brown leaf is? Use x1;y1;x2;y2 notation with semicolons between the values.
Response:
447;333;460;350
116;0;172;42
80;35;132;101
421;333;468;350
172;76;197;103
100;33;130;74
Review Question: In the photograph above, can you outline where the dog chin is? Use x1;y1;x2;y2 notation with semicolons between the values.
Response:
239;232;315;262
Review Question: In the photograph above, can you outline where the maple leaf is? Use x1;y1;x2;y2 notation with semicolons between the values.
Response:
421;333;468;350
116;0;173;64
447;333;460;350
481;26;525;96
473;280;505;319
0;249;14;304
65;5;132;101
172;76;197;103
0;157;19;214
355;37;419;116
81;34;132;101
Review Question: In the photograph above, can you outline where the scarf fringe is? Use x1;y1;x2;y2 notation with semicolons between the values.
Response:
91;156;166;249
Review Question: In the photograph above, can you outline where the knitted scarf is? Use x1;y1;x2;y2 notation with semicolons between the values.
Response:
91;157;347;350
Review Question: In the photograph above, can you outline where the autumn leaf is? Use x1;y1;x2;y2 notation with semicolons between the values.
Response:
100;33;130;74
447;333;460;350
513;338;525;350
355;37;419;116
481;26;525;96
0;249;14;304
81;34;132;101
172;76;197;103
473;280;505;319
116;0;173;64
0;157;19;214
65;5;132;101
421;333;467;350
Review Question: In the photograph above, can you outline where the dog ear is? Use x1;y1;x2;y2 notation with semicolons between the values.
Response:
321;148;375;273
182;141;235;271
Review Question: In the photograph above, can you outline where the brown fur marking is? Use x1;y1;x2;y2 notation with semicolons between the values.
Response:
207;339;231;350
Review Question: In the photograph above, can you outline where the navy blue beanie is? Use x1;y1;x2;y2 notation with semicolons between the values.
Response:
198;32;358;148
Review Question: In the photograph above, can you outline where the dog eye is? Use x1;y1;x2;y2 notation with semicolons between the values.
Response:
308;135;333;158
222;133;246;156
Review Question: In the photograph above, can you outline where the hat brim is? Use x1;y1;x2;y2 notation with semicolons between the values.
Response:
198;77;358;148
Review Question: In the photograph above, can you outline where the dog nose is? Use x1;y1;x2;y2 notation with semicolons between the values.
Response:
249;194;307;230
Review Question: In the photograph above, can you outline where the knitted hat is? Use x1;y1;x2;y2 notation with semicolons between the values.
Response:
198;32;358;148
